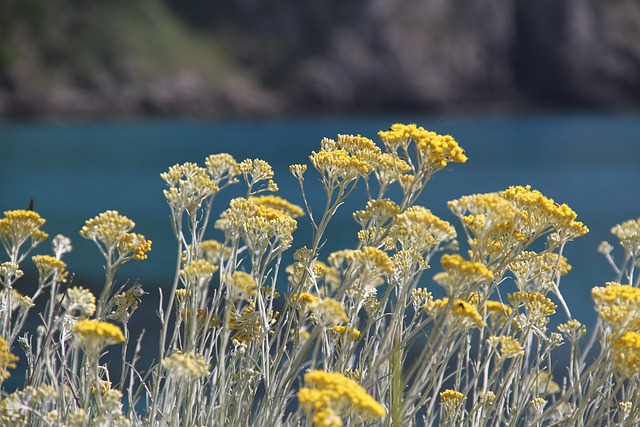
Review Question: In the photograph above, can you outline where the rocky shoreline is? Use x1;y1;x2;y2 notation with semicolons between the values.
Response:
1;0;640;119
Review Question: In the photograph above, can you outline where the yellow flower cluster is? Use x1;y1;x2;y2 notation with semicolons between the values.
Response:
378;123;467;170
117;233;152;260
309;298;348;326
425;298;485;328
487;336;525;358
297;370;385;427
508;252;571;292
162;351;210;379
389;206;454;252
438;253;494;287
328;325;361;340
592;282;640;333
248;195;305;218
73;319;124;355
610;218;640;254
0;210;48;255
216;197;298;252
439;389;466;418
80;211;133;249
161;162;219;214
180;259;218;286
328;246;393;276
449;187;587;268
310;149;373;185
0;336;18;380
32;254;67;282
508;292;556;327
204;153;239;183
226;271;257;301
611;331;640;378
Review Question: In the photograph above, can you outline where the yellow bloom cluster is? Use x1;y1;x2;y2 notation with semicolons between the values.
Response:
487;336;525;358
449;187;587;268
592;282;640;333
439;389;466;418
508;251;571;292
0;210;48;255
610;218;640;254
216;197;298;252
204;153;239;183
389;206;453;252
161;162;218;214
611;331;640;378
0;337;18;380
180;259;218;286
309;298;348;326
248;195;305;218
425;298;485;328
162;351;210;379
328;246;393;276
439;253;493;285
378;123;467;170
297;370;385;427
73;319;124;355
485;300;513;320
80;210;134;249
226;271;257;301
117;233;152;260
328;325;361;340
32;254;67;282
508;292;556;327
291;292;320;310
310;149;373;184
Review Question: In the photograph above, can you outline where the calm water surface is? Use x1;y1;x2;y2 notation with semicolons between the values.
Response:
1;112;640;328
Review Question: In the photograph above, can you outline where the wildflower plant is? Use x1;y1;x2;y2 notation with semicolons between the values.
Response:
0;122;639;426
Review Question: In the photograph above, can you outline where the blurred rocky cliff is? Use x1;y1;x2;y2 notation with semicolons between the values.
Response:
1;0;639;119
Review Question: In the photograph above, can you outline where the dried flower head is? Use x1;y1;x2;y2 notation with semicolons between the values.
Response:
309;298;348;326
63;286;97;318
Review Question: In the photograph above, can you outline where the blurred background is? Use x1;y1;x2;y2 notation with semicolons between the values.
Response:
1;0;640;381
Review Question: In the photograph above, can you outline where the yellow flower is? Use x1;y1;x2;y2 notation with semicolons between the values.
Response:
0;209;48;255
487;336;525;358
311;149;373;182
204;153;239;183
425;298;485;328
440;389;466;419
298;370;385;426
485;300;513;323
180;260;218;286
440;253;493;282
73;319;124;355
592;282;640;333
508;292;556;325
161;162;218;214
0;336;18;380
611;331;640;378
80;210;135;249
248;195;305;218
226;271;257;301
291;292;319;310
117;233;152;260
162;351;210;379
329;325;361;340
309;298;348;326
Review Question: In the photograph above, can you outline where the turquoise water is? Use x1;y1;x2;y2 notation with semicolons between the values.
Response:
2;112;640;329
